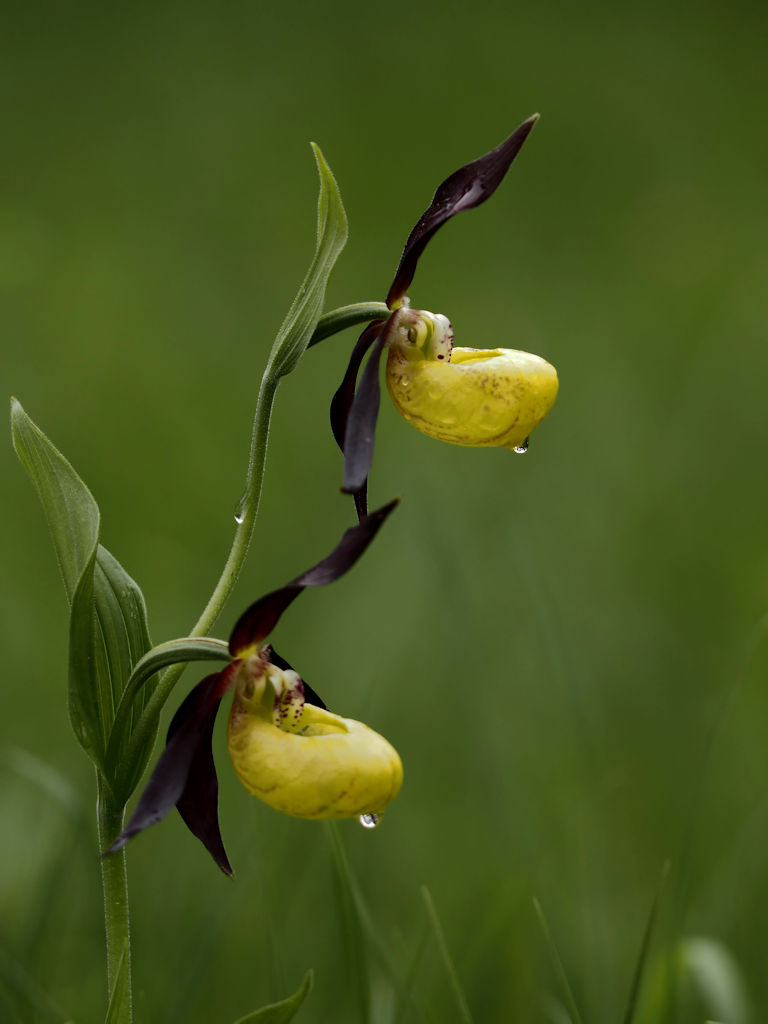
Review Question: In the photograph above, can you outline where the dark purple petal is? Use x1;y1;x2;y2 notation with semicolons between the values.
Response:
174;705;233;876
341;330;388;495
386;114;539;309
330;320;384;451
352;479;368;522
263;645;327;710
229;498;399;656
104;671;231;870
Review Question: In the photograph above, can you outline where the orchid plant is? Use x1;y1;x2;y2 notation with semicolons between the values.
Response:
10;115;556;1023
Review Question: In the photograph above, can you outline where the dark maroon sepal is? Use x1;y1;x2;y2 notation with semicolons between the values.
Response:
330;320;385;451
263;645;327;709
228;585;303;657
104;671;231;872
352;479;368;522
341;331;388;495
172;670;236;875
229;498;399;656
331;320;384;519
386;114;539;308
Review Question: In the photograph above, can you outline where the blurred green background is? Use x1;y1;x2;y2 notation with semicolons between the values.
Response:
3;0;767;1021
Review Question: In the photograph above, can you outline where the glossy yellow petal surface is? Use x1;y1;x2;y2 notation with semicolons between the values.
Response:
227;658;402;821
386;345;558;449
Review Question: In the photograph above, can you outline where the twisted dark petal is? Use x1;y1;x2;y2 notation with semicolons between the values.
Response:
104;672;231;872
229;498;399;656
386;113;539;309
330;320;384;451
341;330;388;496
228;584;302;658
263;645;327;710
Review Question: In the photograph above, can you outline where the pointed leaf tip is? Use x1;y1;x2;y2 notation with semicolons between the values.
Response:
386;113;540;308
265;142;348;380
230;970;314;1024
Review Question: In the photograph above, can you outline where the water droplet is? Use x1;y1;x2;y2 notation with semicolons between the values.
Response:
513;437;530;454
358;813;381;830
234;493;247;524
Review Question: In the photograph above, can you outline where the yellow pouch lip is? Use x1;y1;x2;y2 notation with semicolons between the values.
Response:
386;345;558;449
227;694;403;821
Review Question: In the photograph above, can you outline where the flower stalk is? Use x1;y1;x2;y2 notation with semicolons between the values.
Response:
97;774;132;1024
152;302;386;713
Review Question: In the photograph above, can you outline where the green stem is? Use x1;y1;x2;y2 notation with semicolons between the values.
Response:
186;301;385;640
193;372;279;638
150;301;387;705
149;372;279;706
97;773;132;1024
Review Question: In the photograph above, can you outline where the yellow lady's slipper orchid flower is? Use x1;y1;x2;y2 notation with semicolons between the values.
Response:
228;655;402;821
106;500;400;875
331;114;558;514
384;305;558;452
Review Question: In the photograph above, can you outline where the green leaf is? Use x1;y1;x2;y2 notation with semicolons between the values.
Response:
11;399;155;779
11;397;98;605
265;144;348;380
75;544;157;793
106;636;231;800
103;941;130;1024
231;971;313;1024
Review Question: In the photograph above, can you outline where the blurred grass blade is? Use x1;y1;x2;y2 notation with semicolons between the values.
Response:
324;823;429;1024
104;940;129;1024
393;918;432;1024
325;822;370;1023
2;746;84;819
422;885;474;1024
622;860;670;1024
532;897;583;1024
265;144;348;380
2;747;90;963
0;945;74;1024
11;399;154;780
231;970;313;1023
679;937;751;1024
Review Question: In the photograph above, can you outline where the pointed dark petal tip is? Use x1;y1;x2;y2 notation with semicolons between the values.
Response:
101;836;127;860
386;113;540;307
363;496;400;522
